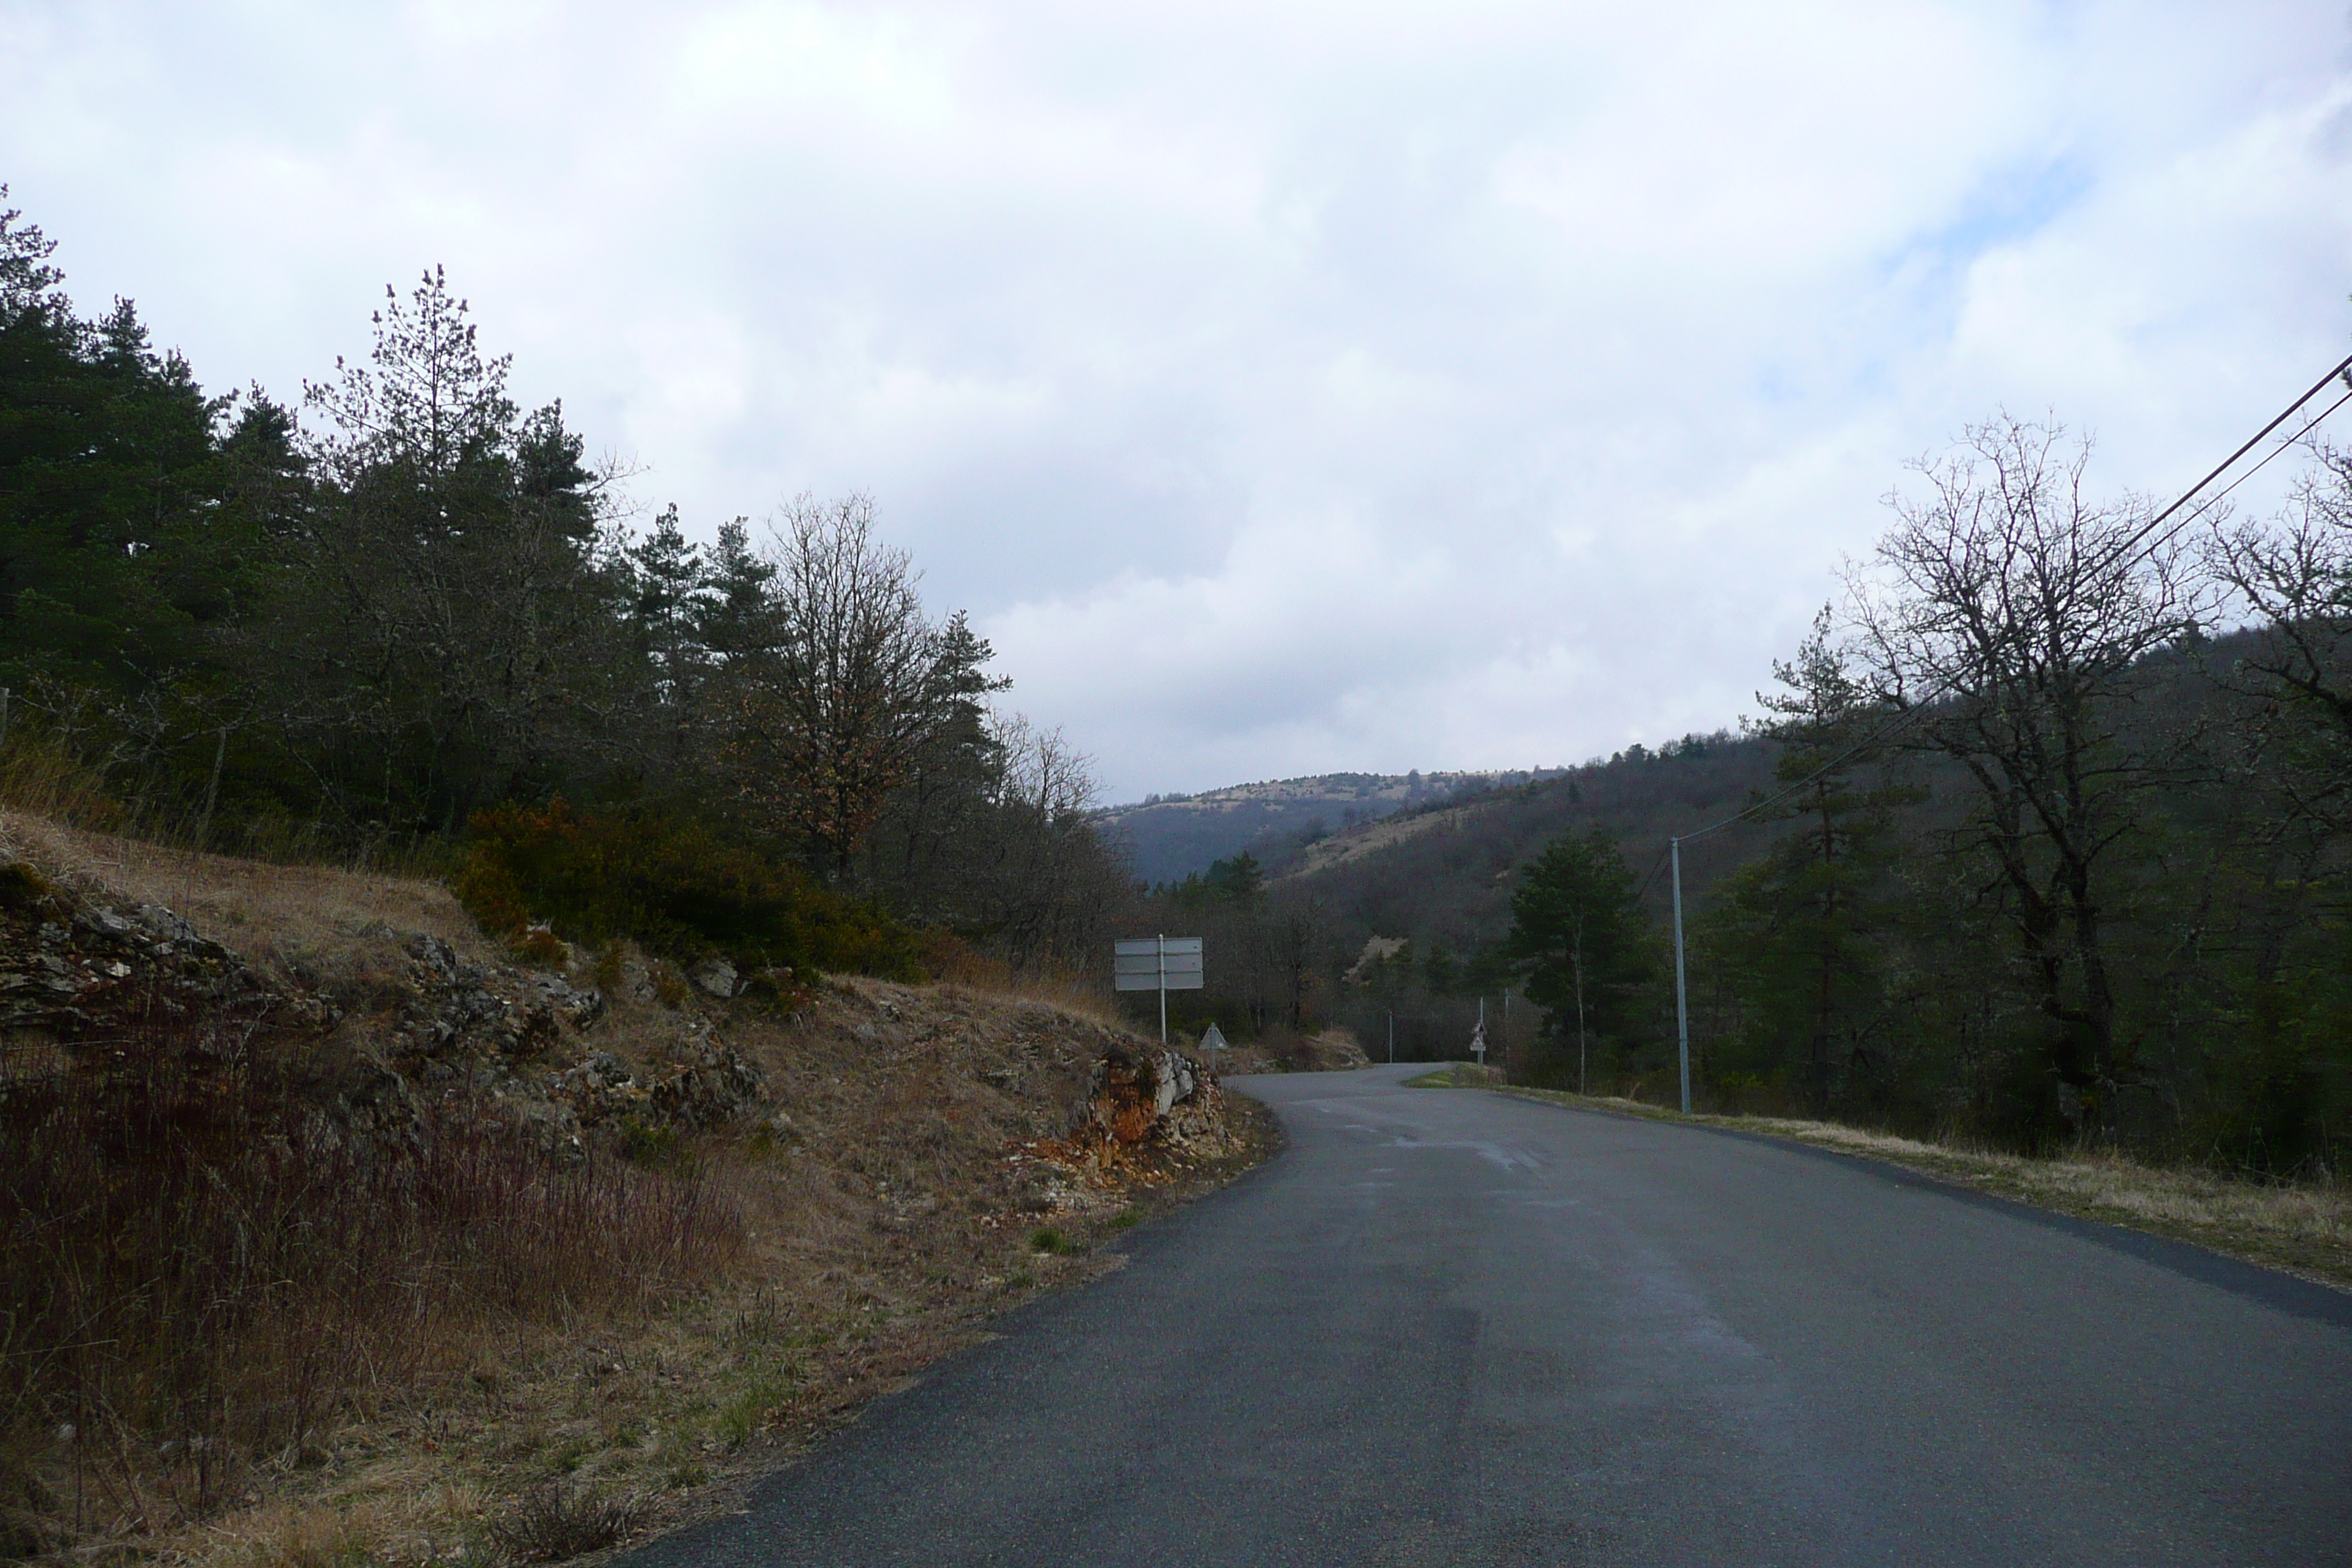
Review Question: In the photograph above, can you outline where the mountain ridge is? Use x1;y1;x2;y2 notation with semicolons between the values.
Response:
1096;768;1567;884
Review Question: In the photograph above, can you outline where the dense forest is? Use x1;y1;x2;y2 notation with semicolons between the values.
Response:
0;193;1131;979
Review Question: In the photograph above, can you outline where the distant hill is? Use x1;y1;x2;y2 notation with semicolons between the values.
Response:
1265;736;1793;954
1097;769;1564;884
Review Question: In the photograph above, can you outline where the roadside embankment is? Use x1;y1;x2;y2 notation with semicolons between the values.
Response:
0;813;1273;1567
1212;1025;1371;1075
1409;1068;2352;1291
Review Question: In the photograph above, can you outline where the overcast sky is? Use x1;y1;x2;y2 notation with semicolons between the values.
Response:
5;1;2349;799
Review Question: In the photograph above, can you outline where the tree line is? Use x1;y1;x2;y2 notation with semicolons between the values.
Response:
1489;413;2352;1172
0;192;1126;976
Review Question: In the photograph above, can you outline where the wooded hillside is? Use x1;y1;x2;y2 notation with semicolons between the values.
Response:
0;193;1126;979
1263;418;2352;1177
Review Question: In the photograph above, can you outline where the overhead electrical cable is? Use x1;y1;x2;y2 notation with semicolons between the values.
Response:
1663;353;2352;851
1638;349;2352;1117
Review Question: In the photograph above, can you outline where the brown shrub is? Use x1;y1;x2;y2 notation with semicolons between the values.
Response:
0;998;742;1555
489;1482;649;1562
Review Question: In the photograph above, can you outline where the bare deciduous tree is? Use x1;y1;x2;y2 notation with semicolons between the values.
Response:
1845;415;2208;1135
2206;440;2352;831
715;494;958;885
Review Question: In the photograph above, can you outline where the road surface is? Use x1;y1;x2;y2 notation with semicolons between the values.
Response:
622;1064;2352;1567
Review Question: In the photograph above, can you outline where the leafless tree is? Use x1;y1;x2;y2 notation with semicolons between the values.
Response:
714;494;960;885
2205;440;2352;832
1844;415;2209;1134
962;712;1129;970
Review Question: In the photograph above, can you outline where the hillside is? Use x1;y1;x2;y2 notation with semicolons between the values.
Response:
1098;768;1565;883
0;813;1272;1567
1272;736;1787;954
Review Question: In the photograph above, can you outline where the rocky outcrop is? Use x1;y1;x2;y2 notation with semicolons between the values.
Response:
1066;1041;1218;1147
0;857;766;1153
0;866;332;1057
388;932;602;1064
546;1040;765;1131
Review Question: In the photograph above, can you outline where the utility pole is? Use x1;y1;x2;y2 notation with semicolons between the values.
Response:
1387;1010;1395;1064
1670;837;1692;1115
1157;933;1167;1047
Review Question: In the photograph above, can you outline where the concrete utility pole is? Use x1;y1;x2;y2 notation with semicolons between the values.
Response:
1670;837;1692;1115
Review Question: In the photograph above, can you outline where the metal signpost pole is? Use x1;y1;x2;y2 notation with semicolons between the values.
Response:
1671;837;1692;1115
1115;936;1201;1041
1157;933;1167;1046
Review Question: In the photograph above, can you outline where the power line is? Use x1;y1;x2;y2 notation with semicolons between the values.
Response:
1643;348;2352;1116
2097;351;2352;572
1668;353;2352;850
1632;841;1673;902
2115;381;2352;567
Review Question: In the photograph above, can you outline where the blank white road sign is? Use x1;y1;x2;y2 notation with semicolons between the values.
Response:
1115;937;1204;991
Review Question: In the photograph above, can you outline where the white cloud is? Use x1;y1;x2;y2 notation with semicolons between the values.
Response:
4;0;2348;798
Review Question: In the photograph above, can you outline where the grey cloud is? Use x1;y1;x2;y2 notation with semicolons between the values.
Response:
4;0;2348;799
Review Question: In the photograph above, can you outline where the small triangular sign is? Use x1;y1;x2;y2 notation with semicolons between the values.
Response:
1199;1022;1228;1052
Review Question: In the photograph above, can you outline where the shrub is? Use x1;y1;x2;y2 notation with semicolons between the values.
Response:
489;1482;647;1562
455;799;920;979
0;1000;742;1546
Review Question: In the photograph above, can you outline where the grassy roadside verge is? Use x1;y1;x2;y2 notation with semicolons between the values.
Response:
1409;1068;2352;1291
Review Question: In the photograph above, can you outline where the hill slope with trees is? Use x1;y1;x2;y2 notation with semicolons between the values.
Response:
0;191;1127;980
1250;415;2352;1179
1097;768;1562;883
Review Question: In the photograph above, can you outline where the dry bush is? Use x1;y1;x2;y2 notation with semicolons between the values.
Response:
0;998;742;1558
489;1482;649;1562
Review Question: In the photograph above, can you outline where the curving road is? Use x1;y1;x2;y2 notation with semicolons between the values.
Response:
623;1064;2352;1567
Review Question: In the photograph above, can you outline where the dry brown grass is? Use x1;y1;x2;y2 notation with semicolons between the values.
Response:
1218;1027;1373;1075
0;811;491;965
0;998;745;1561
1471;1082;2352;1290
121;976;1270;1568
0;818;1275;1567
915;946;1126;1030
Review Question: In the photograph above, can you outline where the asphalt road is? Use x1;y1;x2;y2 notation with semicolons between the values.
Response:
624;1065;2352;1567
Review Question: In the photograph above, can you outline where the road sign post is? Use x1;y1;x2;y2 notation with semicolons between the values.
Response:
1114;935;1204;1045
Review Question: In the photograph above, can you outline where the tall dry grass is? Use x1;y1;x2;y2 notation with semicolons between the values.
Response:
0;729;456;884
0;810;493;977
917;945;1126;1030
0;994;743;1558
